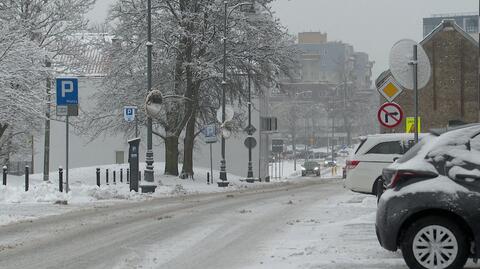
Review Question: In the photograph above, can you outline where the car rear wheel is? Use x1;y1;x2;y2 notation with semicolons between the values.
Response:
400;216;469;269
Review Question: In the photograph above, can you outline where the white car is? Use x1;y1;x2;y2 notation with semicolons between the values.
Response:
345;133;420;195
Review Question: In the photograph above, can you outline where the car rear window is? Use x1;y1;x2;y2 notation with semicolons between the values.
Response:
366;141;403;154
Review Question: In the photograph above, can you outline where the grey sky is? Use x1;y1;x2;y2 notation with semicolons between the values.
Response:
87;0;478;81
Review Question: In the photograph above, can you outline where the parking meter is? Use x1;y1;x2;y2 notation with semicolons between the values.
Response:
128;138;140;192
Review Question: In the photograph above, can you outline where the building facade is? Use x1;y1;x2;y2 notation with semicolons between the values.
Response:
423;13;478;39
378;20;479;133
271;32;376;151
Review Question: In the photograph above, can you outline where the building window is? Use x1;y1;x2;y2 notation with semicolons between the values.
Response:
465;18;478;33
115;151;125;164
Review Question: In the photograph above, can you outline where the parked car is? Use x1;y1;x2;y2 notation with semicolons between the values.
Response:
301;161;321;176
376;124;480;269
345;133;420;195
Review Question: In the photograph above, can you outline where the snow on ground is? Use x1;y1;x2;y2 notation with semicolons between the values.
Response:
0;159;343;226
250;191;405;268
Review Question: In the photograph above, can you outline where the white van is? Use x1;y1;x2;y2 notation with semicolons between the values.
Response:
345;133;420;195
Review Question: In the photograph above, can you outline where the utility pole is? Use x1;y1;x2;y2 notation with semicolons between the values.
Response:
246;62;254;180
31;135;34;174
331;88;335;163
143;0;156;192
218;0;229;187
43;59;51;181
412;45;419;144
218;1;254;187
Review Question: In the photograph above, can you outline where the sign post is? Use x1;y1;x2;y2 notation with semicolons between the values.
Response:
377;102;404;129
56;78;79;193
202;124;218;184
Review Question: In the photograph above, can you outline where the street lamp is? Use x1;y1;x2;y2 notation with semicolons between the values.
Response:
292;90;312;171
218;1;254;187
143;0;156;193
329;82;352;164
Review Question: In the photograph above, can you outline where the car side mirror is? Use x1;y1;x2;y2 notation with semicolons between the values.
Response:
465;140;471;151
393;157;399;162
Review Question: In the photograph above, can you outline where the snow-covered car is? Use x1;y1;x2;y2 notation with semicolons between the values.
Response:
376;124;480;269
345;133;419;195
301;161;321;176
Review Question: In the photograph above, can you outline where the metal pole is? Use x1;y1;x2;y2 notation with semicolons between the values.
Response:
25;166;29;192
413;45;419;144
209;143;214;184
96;168;100;187
31;135;34;173
2;166;6;185
218;0;229;186
135;116;139;138
304;118;307;160
43;60;51;181
331;90;335;163
66;115;69;193
247;63;254;180
59;167;63;193
144;0;155;184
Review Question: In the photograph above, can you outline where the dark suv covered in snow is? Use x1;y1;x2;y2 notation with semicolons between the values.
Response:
376;124;480;269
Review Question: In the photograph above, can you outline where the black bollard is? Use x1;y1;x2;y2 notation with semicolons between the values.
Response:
2;166;6;186
127;168;130;183
113;170;116;185
138;171;141;182
207;172;210;185
59;167;64;193
120;168;123;183
96;168;101;187
25;166;29;192
106;169;109;185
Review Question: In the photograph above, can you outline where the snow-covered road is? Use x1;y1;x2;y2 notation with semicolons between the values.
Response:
0;179;478;269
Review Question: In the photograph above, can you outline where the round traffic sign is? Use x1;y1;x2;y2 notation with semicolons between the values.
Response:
244;136;257;149
377;102;403;128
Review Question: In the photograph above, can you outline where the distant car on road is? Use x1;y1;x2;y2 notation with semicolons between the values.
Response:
376;124;480;269
324;160;336;167
301;161;321;177
345;133;420;195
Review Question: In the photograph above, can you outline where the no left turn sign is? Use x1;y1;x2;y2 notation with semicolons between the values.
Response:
377;102;403;128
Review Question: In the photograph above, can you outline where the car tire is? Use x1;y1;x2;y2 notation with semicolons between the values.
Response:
301;172;306;177
400;216;469;269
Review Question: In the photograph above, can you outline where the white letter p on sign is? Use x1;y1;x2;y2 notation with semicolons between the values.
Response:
61;81;74;97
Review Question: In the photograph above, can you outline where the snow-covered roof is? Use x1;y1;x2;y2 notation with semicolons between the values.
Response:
421;19;479;47
54;33;113;77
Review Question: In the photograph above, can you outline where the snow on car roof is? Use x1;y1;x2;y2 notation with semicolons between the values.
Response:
390;125;480;173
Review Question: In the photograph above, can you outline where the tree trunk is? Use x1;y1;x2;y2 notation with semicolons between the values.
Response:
181;108;197;179
164;135;179;176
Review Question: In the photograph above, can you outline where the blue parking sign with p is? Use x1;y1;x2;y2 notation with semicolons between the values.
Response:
124;106;137;122
56;78;78;105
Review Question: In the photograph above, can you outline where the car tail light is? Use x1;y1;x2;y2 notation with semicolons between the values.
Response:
346;160;360;170
388;170;437;188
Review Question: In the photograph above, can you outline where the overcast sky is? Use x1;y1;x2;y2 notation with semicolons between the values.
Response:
87;0;478;81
